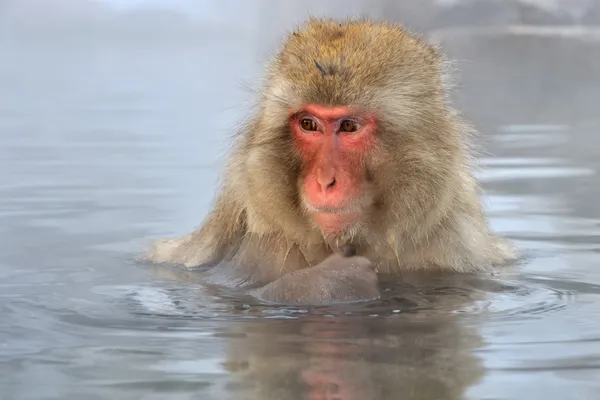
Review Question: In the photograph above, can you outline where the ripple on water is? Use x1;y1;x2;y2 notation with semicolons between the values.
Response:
80;270;579;328
477;157;594;182
455;277;577;321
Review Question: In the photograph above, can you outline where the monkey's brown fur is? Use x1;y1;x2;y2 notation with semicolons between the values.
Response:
146;18;515;293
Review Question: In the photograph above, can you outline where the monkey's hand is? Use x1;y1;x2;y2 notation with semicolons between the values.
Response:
250;245;380;305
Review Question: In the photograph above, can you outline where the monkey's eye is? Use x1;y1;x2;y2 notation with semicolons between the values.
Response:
340;120;361;133
300;118;319;132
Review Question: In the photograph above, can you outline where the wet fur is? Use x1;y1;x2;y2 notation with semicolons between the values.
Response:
146;18;516;288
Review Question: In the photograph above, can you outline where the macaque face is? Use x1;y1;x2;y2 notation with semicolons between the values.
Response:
289;104;378;236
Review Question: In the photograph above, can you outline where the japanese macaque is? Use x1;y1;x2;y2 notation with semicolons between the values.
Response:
146;18;516;304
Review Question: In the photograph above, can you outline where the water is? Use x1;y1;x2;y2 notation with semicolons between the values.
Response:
2;3;600;400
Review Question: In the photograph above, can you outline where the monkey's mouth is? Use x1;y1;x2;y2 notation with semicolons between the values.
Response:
311;212;360;236
302;191;372;213
299;186;371;235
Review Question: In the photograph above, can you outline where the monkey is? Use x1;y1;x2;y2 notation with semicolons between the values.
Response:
145;18;516;305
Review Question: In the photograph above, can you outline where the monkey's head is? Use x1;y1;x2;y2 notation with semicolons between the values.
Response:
242;19;468;245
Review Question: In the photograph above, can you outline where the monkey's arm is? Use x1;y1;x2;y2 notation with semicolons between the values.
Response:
249;249;381;305
145;192;245;268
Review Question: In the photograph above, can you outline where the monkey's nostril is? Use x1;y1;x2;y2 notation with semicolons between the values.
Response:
317;172;337;192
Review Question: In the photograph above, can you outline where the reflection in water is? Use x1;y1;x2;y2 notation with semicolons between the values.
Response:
2;1;600;399
223;315;482;400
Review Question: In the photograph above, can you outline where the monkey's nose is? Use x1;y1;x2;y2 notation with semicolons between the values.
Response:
317;175;336;192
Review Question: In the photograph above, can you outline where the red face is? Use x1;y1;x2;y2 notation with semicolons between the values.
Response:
289;104;377;236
